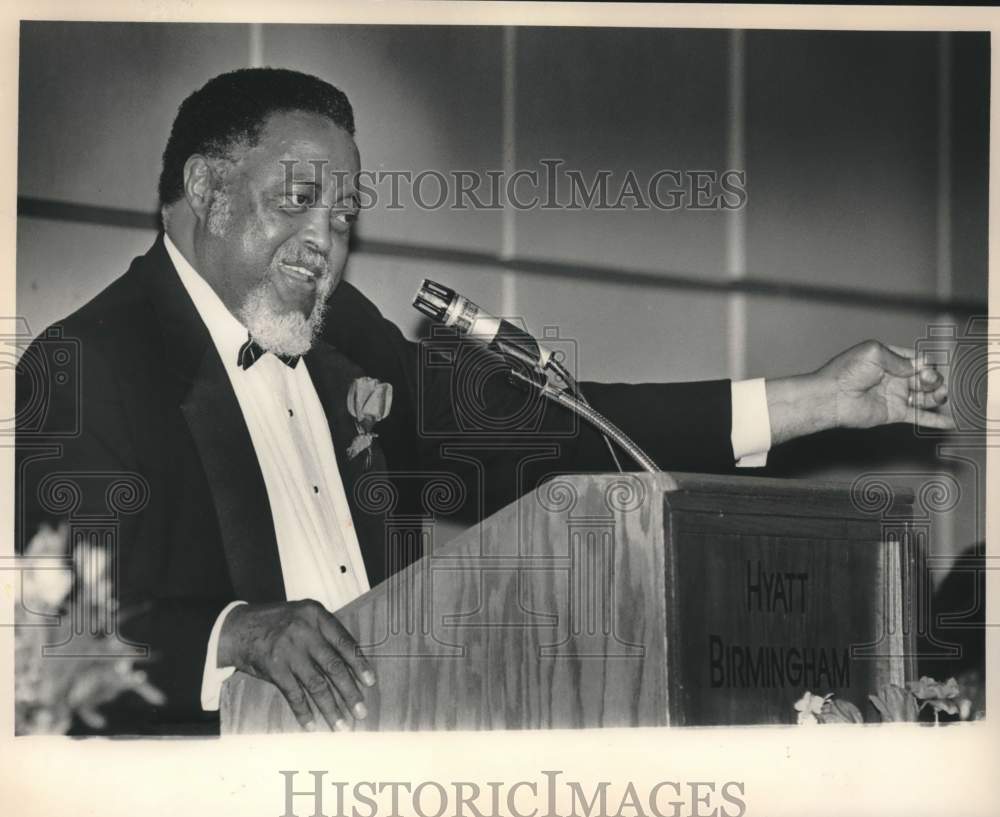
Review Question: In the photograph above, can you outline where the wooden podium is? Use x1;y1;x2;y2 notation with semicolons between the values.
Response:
221;472;916;732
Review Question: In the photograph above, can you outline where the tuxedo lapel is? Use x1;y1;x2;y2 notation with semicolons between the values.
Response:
178;355;286;602
304;343;389;586
140;235;285;602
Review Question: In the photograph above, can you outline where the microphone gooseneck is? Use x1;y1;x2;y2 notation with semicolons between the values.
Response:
412;279;654;473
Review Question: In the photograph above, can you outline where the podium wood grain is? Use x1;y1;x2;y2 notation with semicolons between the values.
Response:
221;472;915;732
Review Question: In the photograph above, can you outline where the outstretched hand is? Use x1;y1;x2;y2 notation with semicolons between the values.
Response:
822;340;953;430
766;340;955;447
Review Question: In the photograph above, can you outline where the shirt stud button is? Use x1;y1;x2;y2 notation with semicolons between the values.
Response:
288;408;294;417
339;565;347;574
313;485;319;494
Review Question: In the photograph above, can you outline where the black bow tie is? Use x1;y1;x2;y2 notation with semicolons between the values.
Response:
237;335;300;371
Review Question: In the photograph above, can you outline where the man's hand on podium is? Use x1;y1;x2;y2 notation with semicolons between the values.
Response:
765;339;954;447
218;600;377;732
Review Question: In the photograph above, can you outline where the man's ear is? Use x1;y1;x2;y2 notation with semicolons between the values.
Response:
182;155;218;221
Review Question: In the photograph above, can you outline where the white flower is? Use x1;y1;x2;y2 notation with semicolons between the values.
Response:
15;525;166;736
25;523;67;558
74;544;107;585
22;564;73;612
794;691;832;725
73;543;111;610
21;524;72;612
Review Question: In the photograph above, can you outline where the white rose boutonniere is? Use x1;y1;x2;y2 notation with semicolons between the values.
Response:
346;377;393;467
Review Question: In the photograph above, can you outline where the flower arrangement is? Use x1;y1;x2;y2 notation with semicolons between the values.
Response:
15;524;164;735
793;674;980;726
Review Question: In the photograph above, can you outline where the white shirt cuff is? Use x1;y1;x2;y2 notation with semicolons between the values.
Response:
731;378;772;468
200;600;247;712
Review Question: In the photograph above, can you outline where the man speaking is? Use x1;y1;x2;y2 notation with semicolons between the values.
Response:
16;68;952;735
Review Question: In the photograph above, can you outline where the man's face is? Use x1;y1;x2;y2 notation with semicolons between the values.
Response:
196;110;360;355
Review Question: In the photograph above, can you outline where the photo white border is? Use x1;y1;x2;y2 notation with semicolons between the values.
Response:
1;4;996;816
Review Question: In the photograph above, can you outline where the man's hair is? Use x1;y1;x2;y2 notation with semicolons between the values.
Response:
158;67;355;208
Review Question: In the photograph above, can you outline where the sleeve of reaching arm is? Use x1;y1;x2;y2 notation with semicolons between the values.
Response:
573;378;735;473
322;282;737;511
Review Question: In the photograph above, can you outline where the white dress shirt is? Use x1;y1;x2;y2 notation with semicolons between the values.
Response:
164;236;371;711
163;234;772;712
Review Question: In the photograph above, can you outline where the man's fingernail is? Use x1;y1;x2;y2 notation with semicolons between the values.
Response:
362;671;376;686
334;718;347;731
353;702;368;719
303;721;316;732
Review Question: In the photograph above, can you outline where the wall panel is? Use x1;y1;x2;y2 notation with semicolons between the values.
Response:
18;22;251;213
515;27;731;278
950;33;991;302
744;295;940;378
16;217;156;335
745;31;940;296
509;274;729;383
262;25;504;256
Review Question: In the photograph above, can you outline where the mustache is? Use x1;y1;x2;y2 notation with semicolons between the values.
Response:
275;247;329;277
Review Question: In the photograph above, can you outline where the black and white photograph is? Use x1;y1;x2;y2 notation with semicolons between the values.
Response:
3;3;998;816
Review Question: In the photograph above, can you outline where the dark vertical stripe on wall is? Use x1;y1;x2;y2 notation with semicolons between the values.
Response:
949;32;990;302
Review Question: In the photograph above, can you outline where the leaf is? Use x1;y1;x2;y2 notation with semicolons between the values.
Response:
76;704;107;730
868;694;892;722
347;432;375;461
820;698;865;724
868;684;919;722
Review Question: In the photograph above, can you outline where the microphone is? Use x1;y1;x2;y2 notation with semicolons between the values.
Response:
413;279;638;472
413;279;554;371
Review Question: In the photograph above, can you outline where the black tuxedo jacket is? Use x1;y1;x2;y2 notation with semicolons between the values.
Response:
16;235;734;734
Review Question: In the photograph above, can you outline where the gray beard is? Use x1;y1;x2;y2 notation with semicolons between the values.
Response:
237;277;332;357
210;191;334;356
